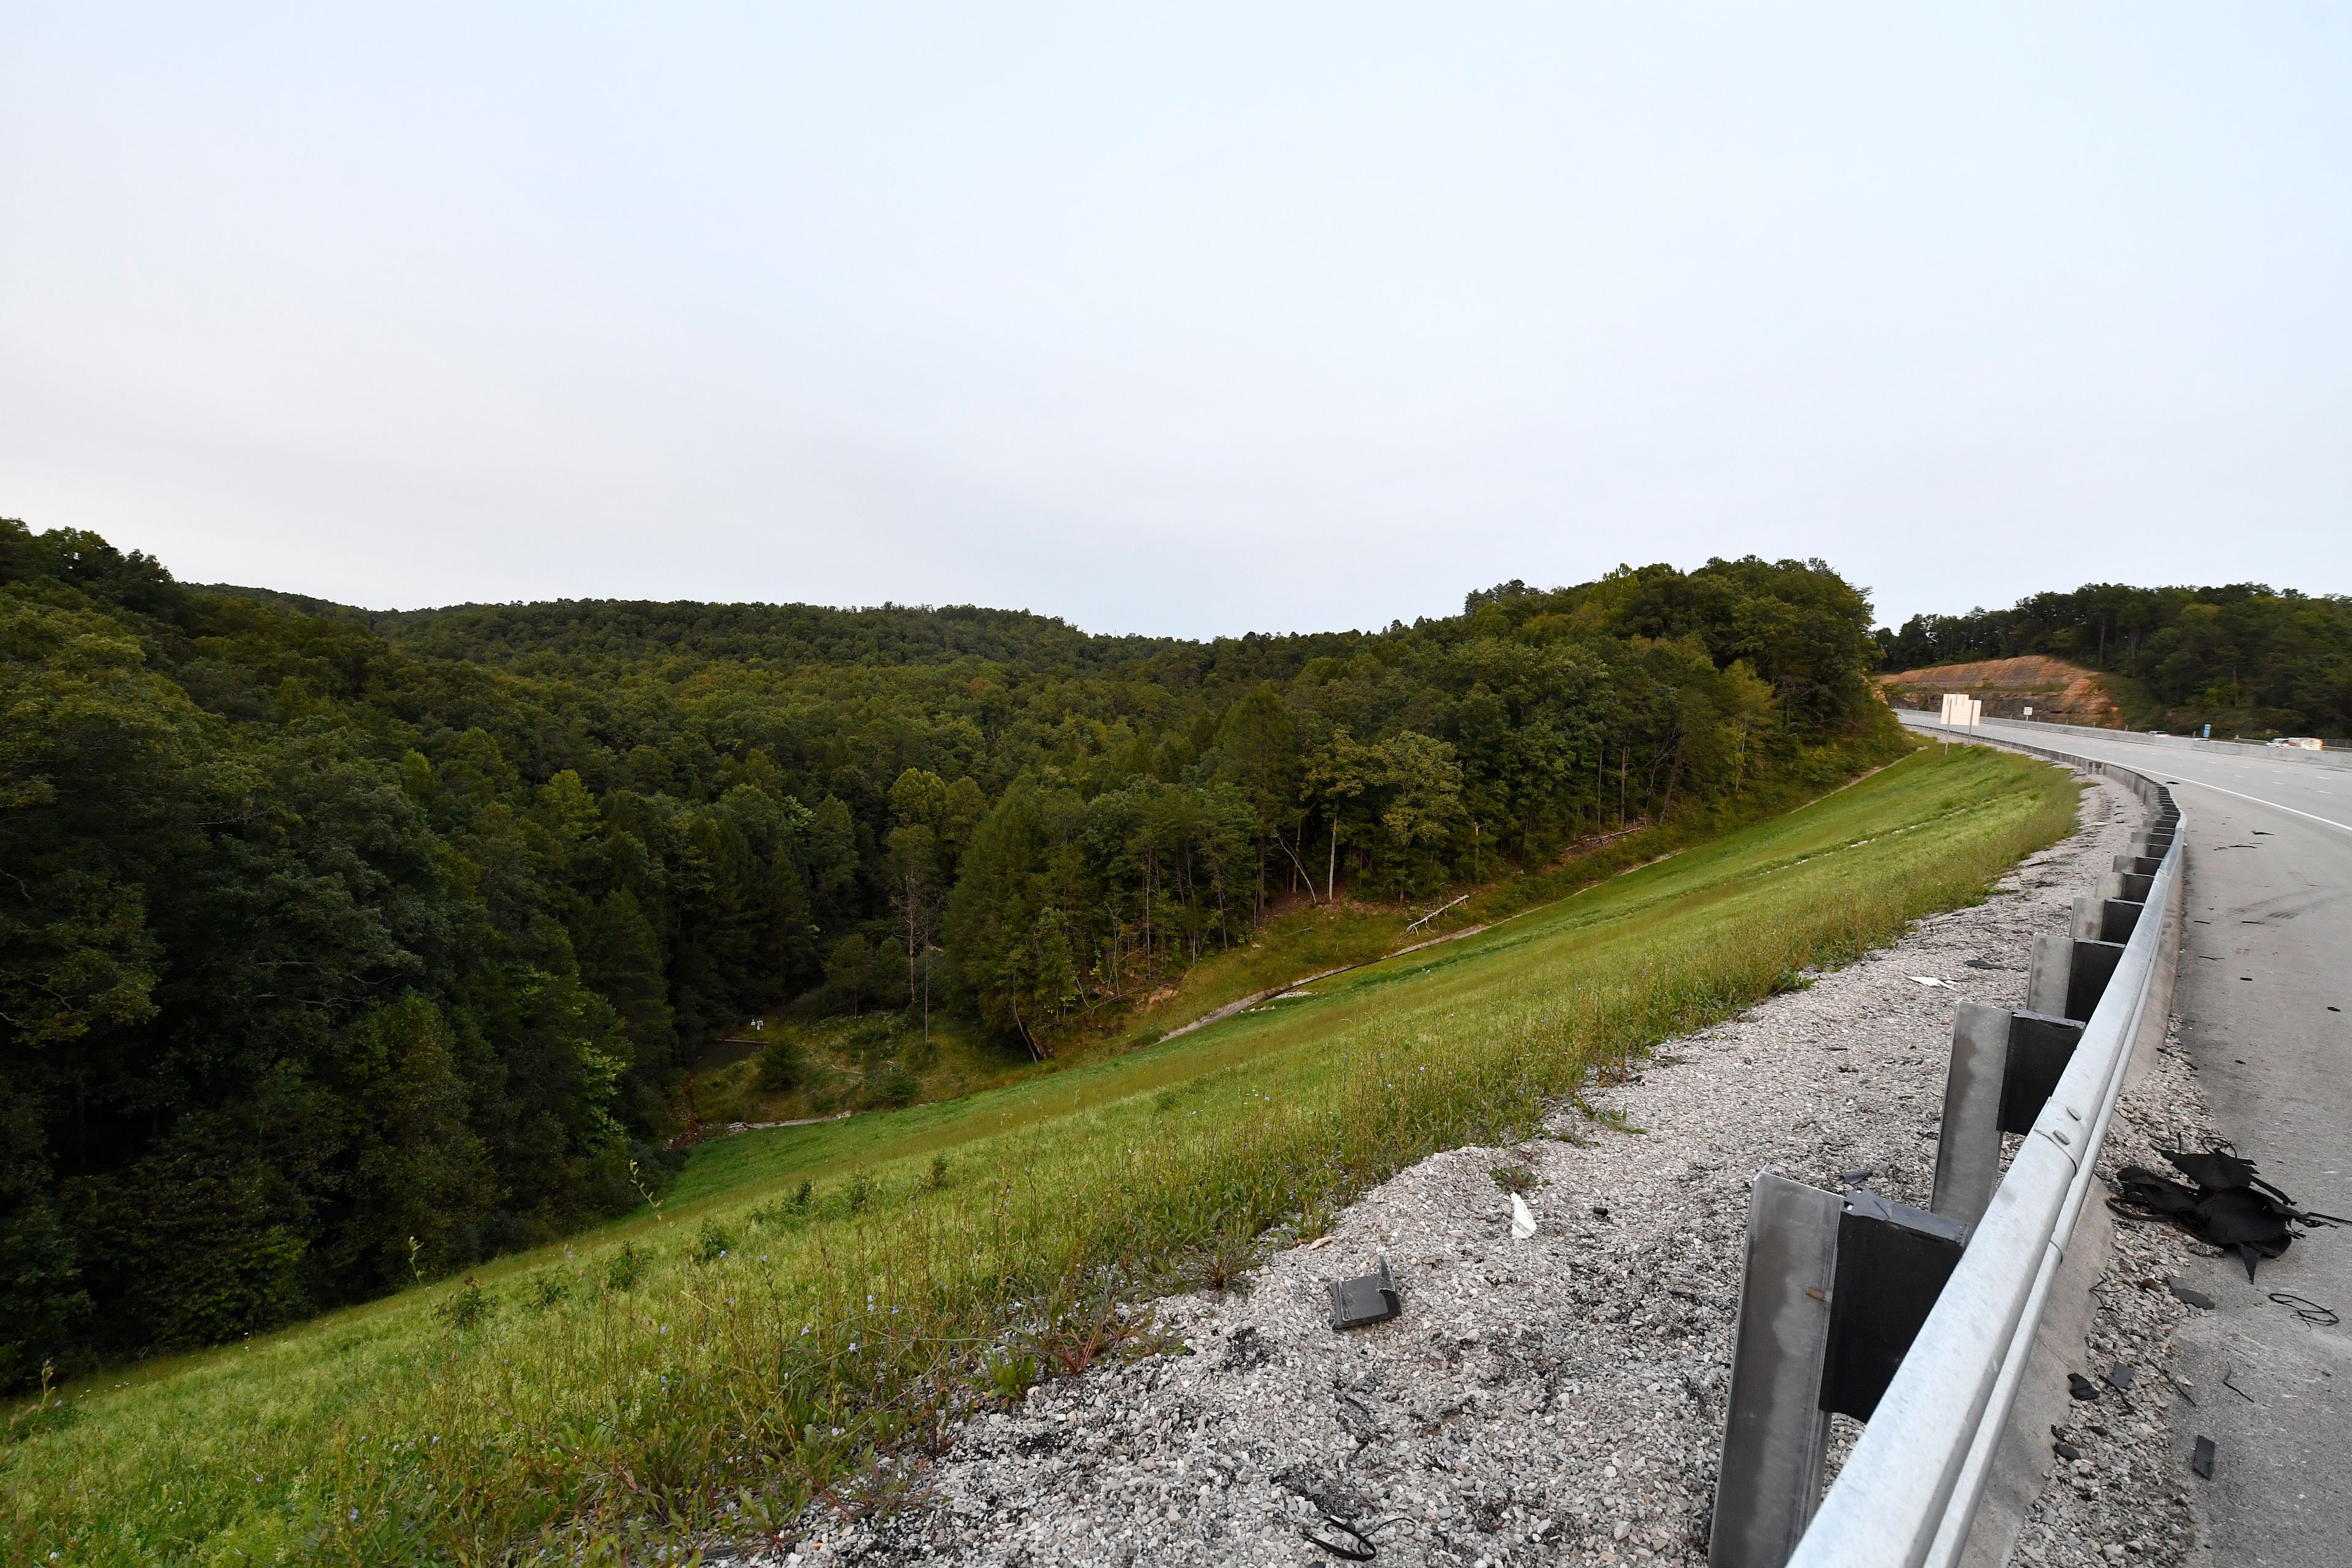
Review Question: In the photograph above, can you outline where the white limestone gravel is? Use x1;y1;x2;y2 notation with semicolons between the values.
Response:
715;772;2191;1567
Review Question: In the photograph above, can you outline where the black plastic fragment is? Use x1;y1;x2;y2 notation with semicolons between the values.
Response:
2053;1441;2081;1461
2068;1373;2100;1401
2192;1436;2216;1479
2105;1363;2136;1392
2167;1277;2215;1311
1327;1255;1401;1331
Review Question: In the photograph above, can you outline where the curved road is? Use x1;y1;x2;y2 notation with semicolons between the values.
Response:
1912;715;2352;1566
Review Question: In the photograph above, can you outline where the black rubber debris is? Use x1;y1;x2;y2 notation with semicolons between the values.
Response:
2053;1441;2081;1461
2192;1436;2216;1479
1590;1206;1611;1219
1839;1169;1877;1185
2167;1277;2215;1310
2109;1147;2351;1281
1327;1256;1402;1331
1302;1517;1400;1561
2105;1363;2137;1392
2068;1372;2101;1401
2268;1292;2341;1327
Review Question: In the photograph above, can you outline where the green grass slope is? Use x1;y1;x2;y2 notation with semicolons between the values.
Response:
2;743;2078;1566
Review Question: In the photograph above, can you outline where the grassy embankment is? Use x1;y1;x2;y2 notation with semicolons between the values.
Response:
3;742;2078;1566
685;830;1678;1132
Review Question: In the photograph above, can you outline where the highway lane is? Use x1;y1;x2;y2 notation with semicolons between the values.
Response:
1915;716;2352;1566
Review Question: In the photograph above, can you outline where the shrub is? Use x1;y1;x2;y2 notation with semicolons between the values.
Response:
603;1244;644;1292
867;1065;920;1109
692;1220;733;1265
756;1037;807;1091
435;1278;495;1331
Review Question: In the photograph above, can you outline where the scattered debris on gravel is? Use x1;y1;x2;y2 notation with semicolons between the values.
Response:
713;772;2206;1566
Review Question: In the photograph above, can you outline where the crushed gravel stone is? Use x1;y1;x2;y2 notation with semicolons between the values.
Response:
711;772;2189;1567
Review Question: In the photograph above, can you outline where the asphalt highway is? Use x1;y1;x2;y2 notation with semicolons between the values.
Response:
1912;716;2352;1566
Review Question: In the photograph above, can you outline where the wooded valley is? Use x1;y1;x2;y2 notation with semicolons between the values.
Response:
0;518;1888;1380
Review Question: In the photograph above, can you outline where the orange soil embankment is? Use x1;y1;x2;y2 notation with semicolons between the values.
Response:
1878;655;2124;726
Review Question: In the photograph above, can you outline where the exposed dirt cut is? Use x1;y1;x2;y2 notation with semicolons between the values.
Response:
1880;657;2125;727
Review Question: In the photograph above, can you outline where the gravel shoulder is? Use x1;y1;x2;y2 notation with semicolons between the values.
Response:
733;771;2210;1567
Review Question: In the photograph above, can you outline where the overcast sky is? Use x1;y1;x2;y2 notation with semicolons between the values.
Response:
4;6;2346;637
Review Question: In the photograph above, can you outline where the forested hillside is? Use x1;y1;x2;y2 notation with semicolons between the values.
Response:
1;519;1890;1381
1875;582;2352;738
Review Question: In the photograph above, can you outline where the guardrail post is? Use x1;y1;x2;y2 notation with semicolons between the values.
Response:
1994;1012;2084;1134
1931;1003;2011;1226
2067;897;2100;941
1931;1007;2086;1226
1713;1174;1844;1568
2023;934;2126;1023
2097;897;2143;944
2070;895;2146;944
1712;1178;1973;1567
2022;935;2071;1017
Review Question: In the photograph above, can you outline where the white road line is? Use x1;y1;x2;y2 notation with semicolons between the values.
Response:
2162;777;2352;837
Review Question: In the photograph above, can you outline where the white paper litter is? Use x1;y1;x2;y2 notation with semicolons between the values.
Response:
1510;1192;1538;1239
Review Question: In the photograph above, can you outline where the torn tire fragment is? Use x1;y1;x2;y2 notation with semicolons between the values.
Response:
2109;1148;2349;1281
2192;1436;2216;1479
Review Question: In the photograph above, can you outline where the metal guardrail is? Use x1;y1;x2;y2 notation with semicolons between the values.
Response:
1894;707;2352;771
1777;718;2183;1567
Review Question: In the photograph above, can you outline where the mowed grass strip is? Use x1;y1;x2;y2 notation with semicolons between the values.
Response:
4;744;2076;1566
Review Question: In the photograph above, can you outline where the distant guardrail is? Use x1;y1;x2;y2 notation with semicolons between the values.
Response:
1891;706;2352;771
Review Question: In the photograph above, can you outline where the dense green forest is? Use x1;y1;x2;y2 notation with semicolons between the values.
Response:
0;519;1889;1382
1875;582;2352;738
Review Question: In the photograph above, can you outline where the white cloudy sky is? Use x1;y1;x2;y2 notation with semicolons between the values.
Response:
3;5;2346;636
